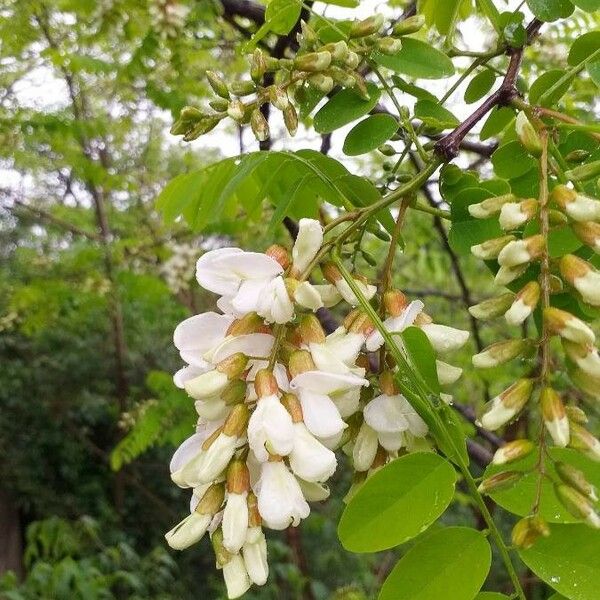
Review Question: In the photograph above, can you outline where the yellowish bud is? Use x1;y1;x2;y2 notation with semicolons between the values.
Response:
288;349;316;378
472;339;534;369
392;14;426;36
226;460;250;494
544;306;595;345
222;403;250;437
470;235;515;260
468;293;515;321
569;422;600;461
265;244;290;269
499;198;539;231
297;314;326;344
497;235;545;267
294;51;332;72
280;392;303;423
254;369;279;398
572;221;600;253
216;352;249;379
540;387;570;447
555;484;600;528
349;15;384;38
196;482;226;515
515;111;542;156
468;194;517;219
478;471;523;494
511;515;550;549
556;462;598;502
505;281;540;326
383;289;409;317
492;439;535;465
227;312;265;336
283;104;298;136
379;370;399;396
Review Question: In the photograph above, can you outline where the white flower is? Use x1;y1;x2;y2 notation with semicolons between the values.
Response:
222;553;251;599
243;527;268;586
313;284;343;307
288;423;337;483
184;370;229;400
336;278;377;306
247;394;294;461
352;422;378;471
209;333;274;364
297;478;330;501
364;393;428;443
255;461;310;529
420;323;470;354
222;492;249;553
308;332;365;376
292;219;323;275
365;300;424;352
436;361;463;386
294;281;324;310
256;276;294;323
165;512;212;550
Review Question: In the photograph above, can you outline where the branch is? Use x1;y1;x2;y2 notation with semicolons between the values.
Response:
219;0;265;25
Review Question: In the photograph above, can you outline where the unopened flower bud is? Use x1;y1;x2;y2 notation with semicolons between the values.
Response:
295;51;332;72
268;86;289;110
477;378;533;430
383;289;409;317
321;41;349;62
344;51;360;69
492;439;535;465
541;387;569;447
560;254;600;306
218;353;249;378
562;339;600;379
223;403;251;437
283;104;298;136
250;49;267;82
377;37;402;55
308;73;334;93
280;392;303;423
392;14;426;36
264;244;289;269
288;349;316;378
469;293;515;320
495;264;528;286
209;98;230;112
250;108;269;141
293;281;323;310
226;459;250;495
247;491;262;528
378;144;396;156
468;194;516;219
230;80;256;96
227;99;246;122
182;116;221;141
379;370;399;396
471;235;515;260
292;218;323;275
555;484;600;528
569;422;600;461
353;422;378;471
185;354;248;400
254;369;279;398
499;199;539;230
551;185;600;222
511;515;550;549
515;111;542;156
544;306;595;345
227;312;266;337
348;312;374;335
571;367;600;401
565;159;600;183
321;262;341;283
472;339;534;369
565;149;590;163
572;221;600;253
556;462;598;502
497;235;544;267
420;323;470;354
297;314;326;345
436;361;463;385
206;70;230;99
566;404;588;424
351;74;370;100
221;379;248;405
179;106;204;122
548;209;569;226
478;471;523;494
350;14;384;38
505;281;540;325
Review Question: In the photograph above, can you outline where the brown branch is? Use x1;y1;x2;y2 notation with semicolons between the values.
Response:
219;0;265;25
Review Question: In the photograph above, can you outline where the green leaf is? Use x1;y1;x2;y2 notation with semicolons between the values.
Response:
464;70;496;104
378;527;491;600
400;326;440;394
374;38;455;80
475;594;510;599
569;31;600;66
316;0;359;6
246;0;302;48
529;69;574;106
519;523;600;599
343;114;399;156
484;448;600;523
313;83;381;133
526;0;574;22
414;100;460;131
480;106;515;141
492;141;537;179
338;453;456;552
392;76;439;102
588;62;600;88
570;0;600;10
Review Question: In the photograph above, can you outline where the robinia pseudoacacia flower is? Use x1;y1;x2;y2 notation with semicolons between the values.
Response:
164;218;469;598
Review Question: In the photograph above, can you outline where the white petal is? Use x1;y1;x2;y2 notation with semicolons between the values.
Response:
292;218;323;274
243;528;268;585
436;360;463;386
231;278;271;315
216;251;283;280
352;423;378;471
195;398;230;421
298;389;346;439
196;248;244;296
174;364;210;388
290;370;368;394
296;478;330;501
420;323;470;354
364;394;410;434
210;333;275;363
174;312;234;366
223;492;249;553
378;430;406;452
313;284;342;307
165;512;211;550
289;423;337;483
222;554;251;599
330;387;361;418
184;370;229;400
247;395;294;462
170;432;204;474
309;342;352;374
294;281;324;311
324;332;365;366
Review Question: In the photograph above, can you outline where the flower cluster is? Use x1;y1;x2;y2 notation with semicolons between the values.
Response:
170;15;426;143
160;242;200;294
149;0;190;39
164;218;469;597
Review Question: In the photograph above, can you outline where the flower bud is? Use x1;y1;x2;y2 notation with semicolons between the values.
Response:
222;403;250;437
378;143;396;156
379;370;399;396
548;209;569;226
569;422;600;461
555;484;600;528
297;314;326;345
556;462;598;502
348;311;374;335
420;323;470;354
492;439;535;465
353;422;378;471
495;264;528;286
565;149;590;163
544;306;595;345
292;218;323;275
469;194;516;219
182;116;221;141
349;15;384;38
227;99;247;122
321;41;349;62
247;492;261;528
515;111;542;156
469;293;515;321
206;70;230;99
250;108;269;142
179;106;204;121
497;235;544;267
562;339;600;378
565;159;600;182
254;369;279;398
392;14;426;36
551;185;600;222
227;312;266;336
560;254;600;306
566;404;588;424
230;80;256;96
383;289;409;317
209;98;230;112
477;378;533;430
218;353;250;378
268;86;289;110
293;281;324;310
570;368;600;401
344;51;360;70
541;387;570;447
185;355;248;400
265;244;289;269
214;531;252;598
478;471;523;494
283;104;298;136
288;349;316;378
436;360;462;386
572;221;600;253
377;37;402;55
472;339;534;369
226;459;250;495
511;515;550;549
280;392;303;423
250;49;266;82
308;73;334;93
294;51;332;72
471;235;516;260
299;20;317;46
505;281;540;325
499;199;539;231
221;379;248;405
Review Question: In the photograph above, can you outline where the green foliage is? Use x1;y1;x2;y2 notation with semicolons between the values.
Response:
378;527;491;600
342;114;399;156
338;453;456;552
